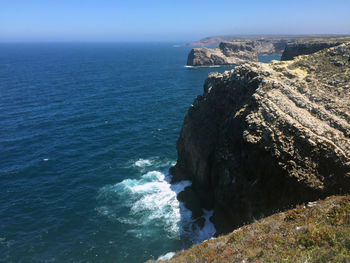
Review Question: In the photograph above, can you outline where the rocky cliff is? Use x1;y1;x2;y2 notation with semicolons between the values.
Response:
186;39;287;66
187;41;257;66
187;36;350;66
187;35;350;47
281;41;343;60
172;43;350;234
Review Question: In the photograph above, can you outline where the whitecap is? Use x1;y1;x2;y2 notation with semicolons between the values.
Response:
157;252;175;261
97;168;216;253
97;171;192;238
131;157;176;171
184;65;223;68
134;158;152;168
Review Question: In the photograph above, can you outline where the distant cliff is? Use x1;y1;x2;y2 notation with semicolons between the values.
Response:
187;36;350;66
281;41;343;60
186;39;287;66
187;41;257;66
172;43;350;235
187;35;350;47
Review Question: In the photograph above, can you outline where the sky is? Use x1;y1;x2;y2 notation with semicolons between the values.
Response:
1;0;350;42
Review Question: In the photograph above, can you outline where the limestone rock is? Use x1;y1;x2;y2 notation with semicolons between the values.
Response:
172;43;350;234
187;41;258;66
281;41;343;60
187;36;350;67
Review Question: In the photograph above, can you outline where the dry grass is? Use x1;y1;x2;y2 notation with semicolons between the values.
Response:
159;195;350;263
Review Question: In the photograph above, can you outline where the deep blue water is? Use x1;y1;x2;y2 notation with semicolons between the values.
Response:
257;53;281;63
0;43;279;263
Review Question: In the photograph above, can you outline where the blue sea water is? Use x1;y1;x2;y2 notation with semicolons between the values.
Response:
0;43;279;263
257;53;282;63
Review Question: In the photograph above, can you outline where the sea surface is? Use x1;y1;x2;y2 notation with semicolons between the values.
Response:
0;43;280;263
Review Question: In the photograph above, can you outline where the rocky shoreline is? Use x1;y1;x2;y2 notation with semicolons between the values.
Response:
187;36;350;66
162;42;350;261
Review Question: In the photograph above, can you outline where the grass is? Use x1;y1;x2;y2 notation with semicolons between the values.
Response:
160;195;350;263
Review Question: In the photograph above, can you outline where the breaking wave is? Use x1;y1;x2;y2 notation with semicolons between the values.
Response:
96;168;216;243
134;158;153;168
184;65;222;68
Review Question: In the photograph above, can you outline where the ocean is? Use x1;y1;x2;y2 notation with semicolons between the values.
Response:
0;43;280;263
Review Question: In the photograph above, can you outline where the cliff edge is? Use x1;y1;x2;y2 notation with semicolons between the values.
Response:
281;41;344;60
187;36;350;66
172;43;350;234
187;41;257;66
160;195;350;262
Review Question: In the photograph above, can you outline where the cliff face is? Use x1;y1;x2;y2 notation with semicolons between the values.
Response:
172;43;350;234
186;40;286;66
187;41;257;66
281;41;343;60
187;35;350;47
187;36;350;66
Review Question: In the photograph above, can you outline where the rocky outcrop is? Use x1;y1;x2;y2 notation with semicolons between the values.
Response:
187;35;350;48
187;36;350;66
187;41;257;66
172;43;350;234
186;39;289;66
281;41;343;60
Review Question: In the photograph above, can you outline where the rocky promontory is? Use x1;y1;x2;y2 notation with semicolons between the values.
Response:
281;41;344;60
172;43;350;236
186;39;287;66
187;41;257;66
187;36;350;66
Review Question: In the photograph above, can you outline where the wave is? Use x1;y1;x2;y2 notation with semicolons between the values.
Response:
131;157;176;170
97;170;192;238
96;168;216;244
184;65;224;68
134;158;152;168
157;252;175;261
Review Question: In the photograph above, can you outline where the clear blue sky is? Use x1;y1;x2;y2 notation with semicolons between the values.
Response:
1;0;349;42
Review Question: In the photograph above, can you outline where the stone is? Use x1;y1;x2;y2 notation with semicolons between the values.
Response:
172;43;350;234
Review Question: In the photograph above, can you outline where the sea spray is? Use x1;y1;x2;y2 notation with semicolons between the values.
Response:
96;170;193;238
97;168;216;244
134;158;152;168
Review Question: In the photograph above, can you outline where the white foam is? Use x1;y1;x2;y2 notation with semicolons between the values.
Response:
192;209;216;243
134;158;152;168
97;167;216;252
184;65;223;68
43;158;49;161
132;157;176;170
97;171;192;238
157;252;175;261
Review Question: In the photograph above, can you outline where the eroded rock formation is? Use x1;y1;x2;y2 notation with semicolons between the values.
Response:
187;41;258;66
281;41;343;60
172;43;350;234
187;36;350;66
